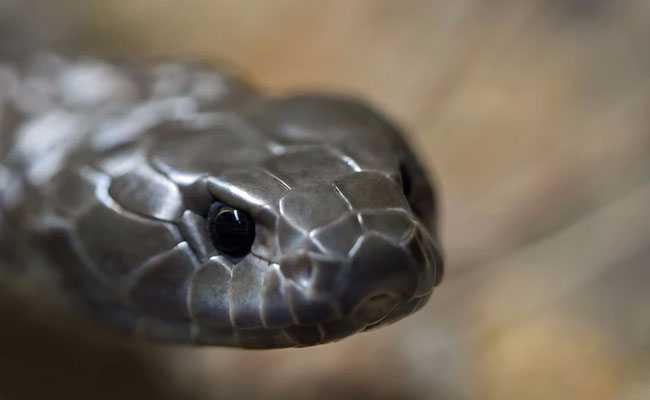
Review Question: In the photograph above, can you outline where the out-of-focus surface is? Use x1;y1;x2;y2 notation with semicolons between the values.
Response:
2;0;650;399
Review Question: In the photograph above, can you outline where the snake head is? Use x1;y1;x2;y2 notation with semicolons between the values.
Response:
188;164;443;347
179;96;444;347
40;89;442;348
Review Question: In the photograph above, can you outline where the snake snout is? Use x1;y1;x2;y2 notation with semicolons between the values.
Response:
340;233;419;324
351;292;400;326
340;212;442;328
279;209;441;332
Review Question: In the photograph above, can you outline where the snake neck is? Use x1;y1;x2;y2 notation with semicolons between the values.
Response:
0;139;28;267
0;103;17;246
0;69;35;271
0;166;22;274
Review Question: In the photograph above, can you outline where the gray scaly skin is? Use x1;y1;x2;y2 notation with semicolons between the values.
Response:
0;54;443;348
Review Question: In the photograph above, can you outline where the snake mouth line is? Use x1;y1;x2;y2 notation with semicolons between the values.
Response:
277;289;430;345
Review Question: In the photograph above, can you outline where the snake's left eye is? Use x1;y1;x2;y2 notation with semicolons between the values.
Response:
399;162;411;197
207;202;256;257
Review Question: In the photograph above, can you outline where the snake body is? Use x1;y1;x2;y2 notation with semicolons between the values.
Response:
0;54;443;348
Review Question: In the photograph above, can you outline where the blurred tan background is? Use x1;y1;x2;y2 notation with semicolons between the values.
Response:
2;1;650;399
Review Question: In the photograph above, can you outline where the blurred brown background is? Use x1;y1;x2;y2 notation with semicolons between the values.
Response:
2;1;650;399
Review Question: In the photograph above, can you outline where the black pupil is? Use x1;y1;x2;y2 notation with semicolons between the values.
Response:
207;203;255;257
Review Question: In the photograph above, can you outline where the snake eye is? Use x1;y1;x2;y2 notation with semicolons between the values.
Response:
207;202;256;257
399;162;411;197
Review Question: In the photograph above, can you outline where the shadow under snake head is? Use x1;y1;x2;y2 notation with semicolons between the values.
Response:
13;61;443;348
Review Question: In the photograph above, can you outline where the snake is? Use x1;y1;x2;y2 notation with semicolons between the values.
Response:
0;54;443;348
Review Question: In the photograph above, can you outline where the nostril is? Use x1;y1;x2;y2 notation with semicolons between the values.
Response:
345;233;419;310
352;293;399;325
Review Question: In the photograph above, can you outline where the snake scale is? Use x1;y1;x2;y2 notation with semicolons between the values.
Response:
0;54;443;348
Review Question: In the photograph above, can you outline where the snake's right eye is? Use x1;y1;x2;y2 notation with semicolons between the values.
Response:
207;202;256;258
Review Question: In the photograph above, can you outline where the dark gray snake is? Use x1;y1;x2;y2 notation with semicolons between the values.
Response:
0;54;443;348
